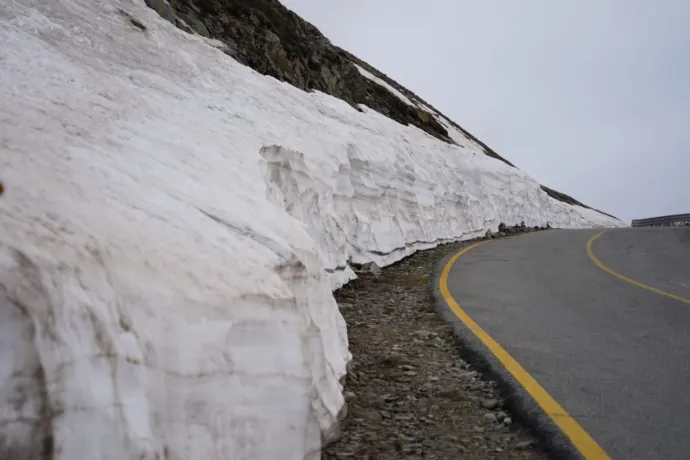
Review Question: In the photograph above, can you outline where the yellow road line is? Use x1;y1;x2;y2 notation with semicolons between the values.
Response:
440;242;612;460
586;232;690;304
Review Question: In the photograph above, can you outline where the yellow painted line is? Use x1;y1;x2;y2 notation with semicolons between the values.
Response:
440;242;612;460
586;232;690;304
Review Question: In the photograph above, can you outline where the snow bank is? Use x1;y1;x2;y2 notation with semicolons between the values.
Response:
0;1;623;459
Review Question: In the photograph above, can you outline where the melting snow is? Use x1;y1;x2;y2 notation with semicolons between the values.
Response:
0;1;624;459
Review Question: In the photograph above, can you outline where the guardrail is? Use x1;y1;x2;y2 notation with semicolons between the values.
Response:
631;213;690;227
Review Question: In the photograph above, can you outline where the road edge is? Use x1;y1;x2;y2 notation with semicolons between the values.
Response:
430;240;586;460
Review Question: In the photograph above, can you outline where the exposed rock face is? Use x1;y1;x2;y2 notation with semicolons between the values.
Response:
145;0;175;23
145;0;617;218
153;0;452;142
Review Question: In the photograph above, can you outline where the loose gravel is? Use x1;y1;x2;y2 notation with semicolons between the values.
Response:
323;234;549;460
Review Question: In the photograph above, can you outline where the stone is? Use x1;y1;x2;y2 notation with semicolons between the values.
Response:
265;30;281;45
516;440;534;449
360;408;382;423
480;398;499;410
224;38;239;54
145;0;176;24
413;330;430;340
178;12;210;37
174;16;195;34
438;389;469;401
484;413;497;423
503;417;512;425
359;261;382;275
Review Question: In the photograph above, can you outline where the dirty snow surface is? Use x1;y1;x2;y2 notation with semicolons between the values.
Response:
0;1;624;459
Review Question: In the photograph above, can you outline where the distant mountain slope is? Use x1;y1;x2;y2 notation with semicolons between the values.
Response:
147;0;616;219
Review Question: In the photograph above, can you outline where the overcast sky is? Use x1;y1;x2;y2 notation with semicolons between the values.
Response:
281;0;689;222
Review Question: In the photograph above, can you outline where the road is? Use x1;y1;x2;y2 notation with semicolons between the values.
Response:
435;227;690;460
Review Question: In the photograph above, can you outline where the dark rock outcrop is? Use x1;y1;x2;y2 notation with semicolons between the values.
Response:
158;0;451;141
540;185;618;219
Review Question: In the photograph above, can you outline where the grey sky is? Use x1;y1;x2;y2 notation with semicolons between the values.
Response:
281;0;689;222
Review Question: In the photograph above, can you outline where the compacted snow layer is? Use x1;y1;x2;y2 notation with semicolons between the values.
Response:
0;1;623;459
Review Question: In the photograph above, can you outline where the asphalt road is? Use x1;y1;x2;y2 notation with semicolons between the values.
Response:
438;227;690;460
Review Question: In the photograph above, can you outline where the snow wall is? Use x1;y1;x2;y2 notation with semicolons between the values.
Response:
0;1;624;459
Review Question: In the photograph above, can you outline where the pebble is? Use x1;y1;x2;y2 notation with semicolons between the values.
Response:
480;398;499;410
322;240;546;460
438;389;468;401
516;440;535;449
413;330;431;339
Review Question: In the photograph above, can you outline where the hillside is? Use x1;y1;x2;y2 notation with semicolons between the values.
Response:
148;0;617;217
0;1;622;459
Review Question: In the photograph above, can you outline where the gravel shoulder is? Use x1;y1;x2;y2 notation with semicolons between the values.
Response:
323;230;550;459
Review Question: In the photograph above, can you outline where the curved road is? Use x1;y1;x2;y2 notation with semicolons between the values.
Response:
435;227;690;460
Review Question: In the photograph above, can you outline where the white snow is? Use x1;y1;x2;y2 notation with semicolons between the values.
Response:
353;62;418;107
0;1;624;459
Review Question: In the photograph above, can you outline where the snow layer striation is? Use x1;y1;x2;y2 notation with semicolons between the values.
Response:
353;63;417;107
0;1;623;459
